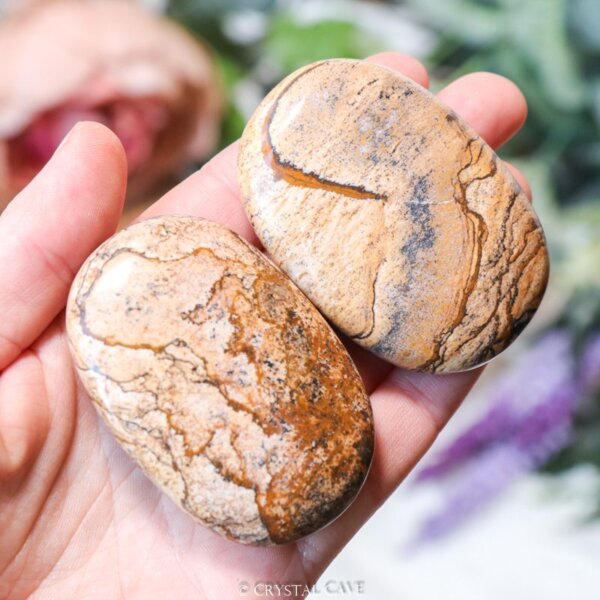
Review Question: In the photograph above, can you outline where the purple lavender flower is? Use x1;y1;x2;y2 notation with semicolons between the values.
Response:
409;329;600;550
417;331;575;481
408;444;532;550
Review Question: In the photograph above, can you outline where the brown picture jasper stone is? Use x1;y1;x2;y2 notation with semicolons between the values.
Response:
66;216;374;545
238;59;550;373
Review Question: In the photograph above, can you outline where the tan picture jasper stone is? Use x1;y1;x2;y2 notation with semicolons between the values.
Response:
66;216;374;545
238;59;550;373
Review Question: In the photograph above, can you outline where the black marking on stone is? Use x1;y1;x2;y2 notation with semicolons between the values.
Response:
356;78;380;96
400;174;436;266
368;175;436;356
370;311;406;360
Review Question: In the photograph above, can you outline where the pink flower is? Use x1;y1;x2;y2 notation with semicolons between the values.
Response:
0;0;222;208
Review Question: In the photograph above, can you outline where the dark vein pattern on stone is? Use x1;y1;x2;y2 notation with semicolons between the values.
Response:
66;216;374;545
239;59;549;372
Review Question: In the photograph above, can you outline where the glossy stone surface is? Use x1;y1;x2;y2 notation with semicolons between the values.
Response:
238;59;549;373
66;215;373;545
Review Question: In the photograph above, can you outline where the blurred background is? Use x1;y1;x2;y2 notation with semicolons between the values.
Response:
1;0;599;598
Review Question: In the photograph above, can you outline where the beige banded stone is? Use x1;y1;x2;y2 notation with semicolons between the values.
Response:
66;215;374;545
238;59;549;373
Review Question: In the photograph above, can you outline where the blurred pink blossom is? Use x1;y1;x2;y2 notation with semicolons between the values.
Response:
0;0;222;208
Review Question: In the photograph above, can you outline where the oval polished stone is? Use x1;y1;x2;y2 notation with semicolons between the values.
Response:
238;59;550;373
66;215;374;545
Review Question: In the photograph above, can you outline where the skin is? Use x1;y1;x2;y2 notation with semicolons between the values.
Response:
0;53;531;599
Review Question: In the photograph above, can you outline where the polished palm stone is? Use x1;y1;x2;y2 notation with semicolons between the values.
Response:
238;59;549;373
66;215;374;545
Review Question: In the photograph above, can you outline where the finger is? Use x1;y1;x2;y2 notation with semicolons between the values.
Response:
0;122;127;371
342;333;393;394
437;72;528;150
299;366;482;578
0;349;48;479
0;318;73;480
366;52;429;88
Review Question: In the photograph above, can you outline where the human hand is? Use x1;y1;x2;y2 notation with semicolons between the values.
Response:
0;53;530;599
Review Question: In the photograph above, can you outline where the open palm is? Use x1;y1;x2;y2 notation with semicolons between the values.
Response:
0;53;531;599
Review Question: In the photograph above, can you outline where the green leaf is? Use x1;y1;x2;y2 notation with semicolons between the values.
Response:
215;54;245;90
264;15;377;73
219;102;246;149
403;0;504;44
168;0;274;21
568;0;600;51
505;0;587;111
